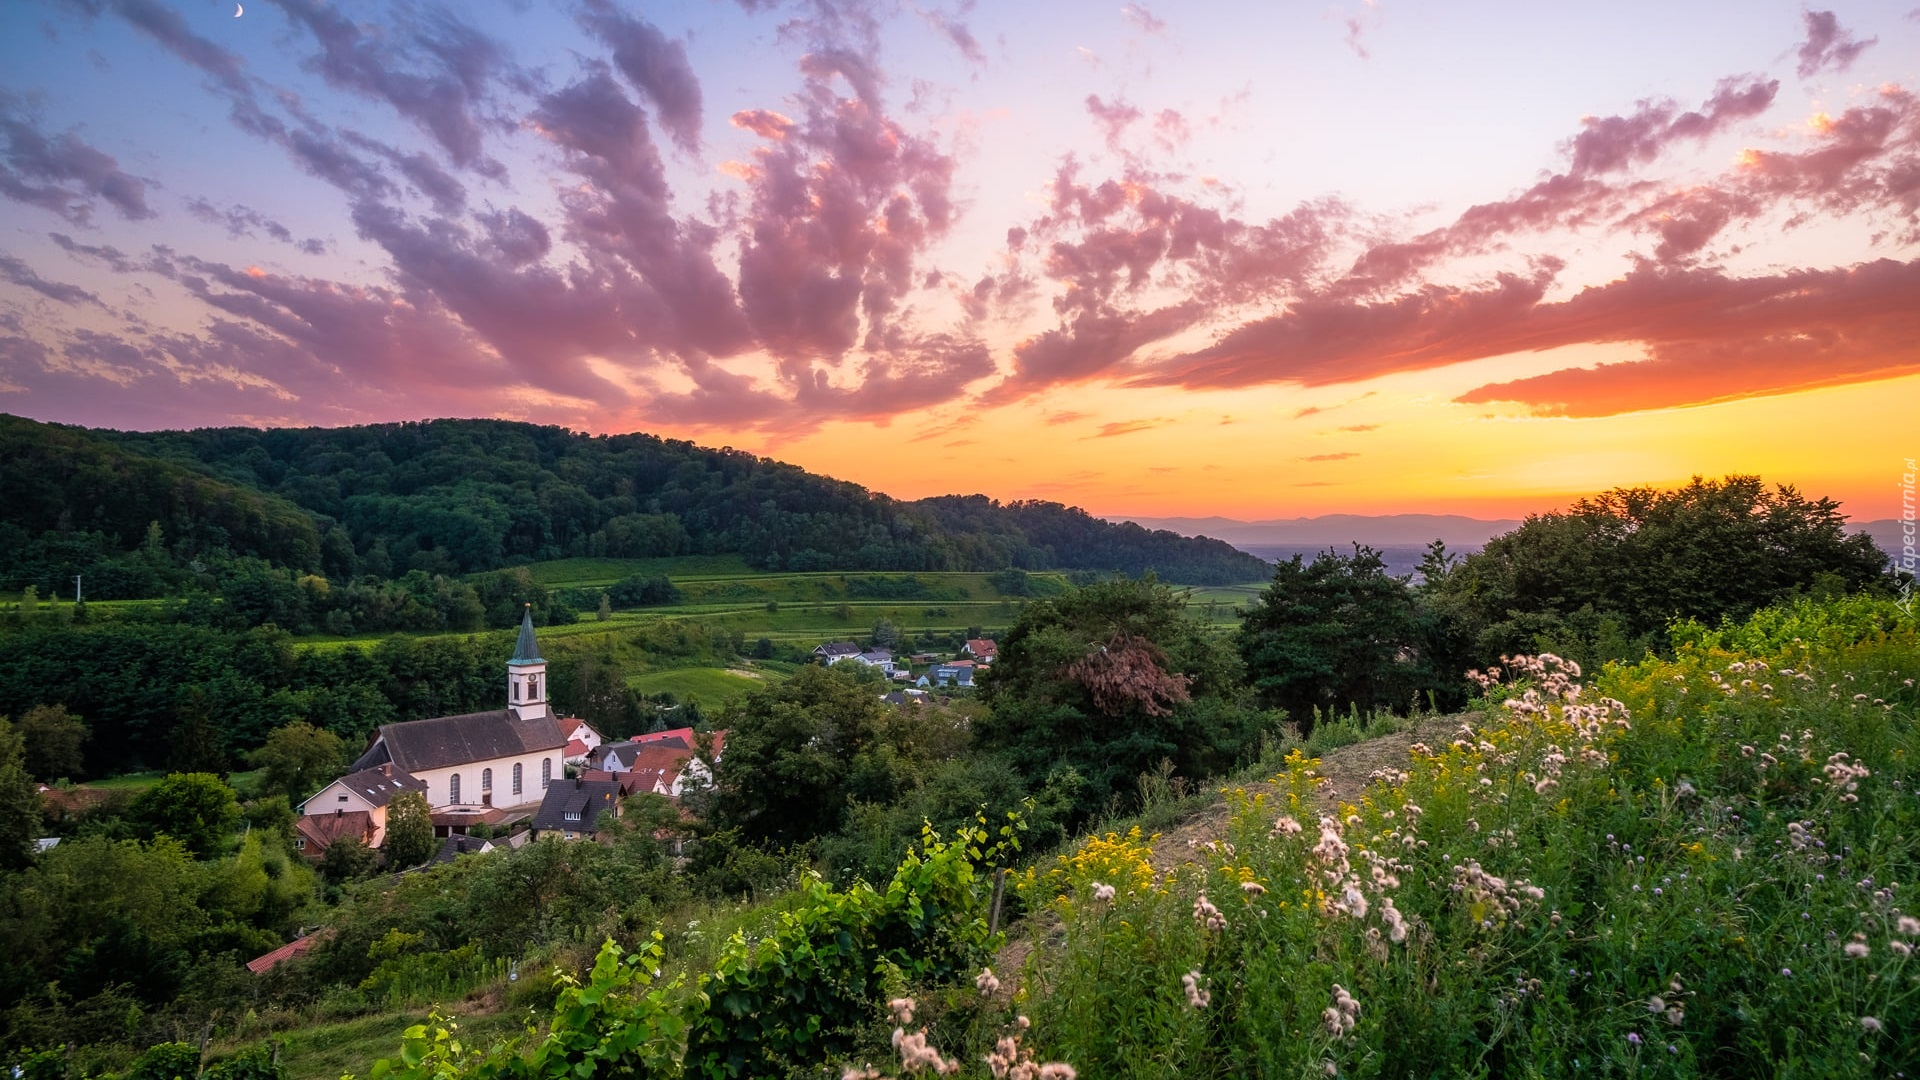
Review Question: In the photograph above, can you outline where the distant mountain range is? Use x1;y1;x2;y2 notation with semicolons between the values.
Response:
1114;514;1523;550
1117;513;1913;565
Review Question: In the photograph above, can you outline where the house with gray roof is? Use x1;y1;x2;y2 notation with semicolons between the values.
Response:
531;778;625;840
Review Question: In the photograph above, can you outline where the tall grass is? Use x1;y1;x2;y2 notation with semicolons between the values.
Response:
1014;596;1920;1077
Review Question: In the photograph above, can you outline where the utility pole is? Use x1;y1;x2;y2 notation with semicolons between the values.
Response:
74;573;82;603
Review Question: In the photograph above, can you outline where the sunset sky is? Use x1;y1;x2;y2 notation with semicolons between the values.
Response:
1;1;1916;521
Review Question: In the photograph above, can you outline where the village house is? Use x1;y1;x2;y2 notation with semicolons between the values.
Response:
560;716;604;765
294;762;427;856
586;727;726;798
963;638;998;663
929;660;976;688
812;641;863;664
531;778;624;840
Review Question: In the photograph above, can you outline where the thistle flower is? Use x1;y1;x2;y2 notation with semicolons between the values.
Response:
976;967;1002;997
1091;881;1116;902
1897;915;1920;936
1182;970;1210;1009
890;998;916;1024
1241;880;1267;896
1271;815;1304;837
1845;935;1870;959
891;1027;958;1074
1194;894;1226;932
1862;1016;1884;1033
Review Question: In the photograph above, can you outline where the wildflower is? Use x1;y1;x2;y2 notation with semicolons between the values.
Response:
1897;915;1920;936
1241;880;1267;896
891;1027;957;1074
1091;882;1116;902
1322;984;1361;1035
1781;968;1792;977
1182;970;1210;1009
1891;940;1913;956
976;967;1002;997
1038;1066;1078;1080
890;998;916;1024
1627;1033;1642;1047
1194;894;1226;932
1862;1016;1884;1033
1846;935;1871;958
1740;745;1755;757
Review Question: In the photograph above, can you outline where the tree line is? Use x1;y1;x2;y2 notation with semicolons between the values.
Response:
0;414;1271;597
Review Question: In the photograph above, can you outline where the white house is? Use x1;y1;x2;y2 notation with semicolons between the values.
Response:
339;608;569;811
297;762;427;848
561;717;603;765
813;641;862;664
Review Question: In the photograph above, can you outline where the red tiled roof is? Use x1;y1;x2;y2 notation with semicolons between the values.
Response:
564;738;591;758
246;931;329;974
294;810;375;858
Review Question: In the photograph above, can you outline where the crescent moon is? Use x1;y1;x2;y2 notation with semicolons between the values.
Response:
234;3;243;16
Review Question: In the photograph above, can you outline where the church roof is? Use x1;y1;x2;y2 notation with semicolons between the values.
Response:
351;709;567;774
509;606;543;666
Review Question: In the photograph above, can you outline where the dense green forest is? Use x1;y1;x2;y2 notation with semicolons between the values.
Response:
0;414;1271;596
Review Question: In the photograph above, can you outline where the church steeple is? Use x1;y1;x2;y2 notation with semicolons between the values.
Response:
507;605;548;719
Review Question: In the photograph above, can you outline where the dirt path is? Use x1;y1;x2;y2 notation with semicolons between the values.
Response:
991;714;1464;985
1145;714;1460;873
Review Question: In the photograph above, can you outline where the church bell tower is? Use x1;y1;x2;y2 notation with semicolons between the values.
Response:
508;605;548;720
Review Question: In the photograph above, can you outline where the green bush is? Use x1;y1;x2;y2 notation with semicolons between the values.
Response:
124;1042;199;1080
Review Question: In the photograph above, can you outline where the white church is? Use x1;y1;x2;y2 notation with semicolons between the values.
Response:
302;608;570;826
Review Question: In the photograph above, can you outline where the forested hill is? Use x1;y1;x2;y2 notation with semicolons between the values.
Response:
0;414;1270;592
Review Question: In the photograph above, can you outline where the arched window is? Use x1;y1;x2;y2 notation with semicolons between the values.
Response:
541;758;552;789
512;763;523;795
482;768;493;792
449;772;462;804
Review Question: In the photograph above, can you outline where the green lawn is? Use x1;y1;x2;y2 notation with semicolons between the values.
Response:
85;767;265;796
626;666;771;706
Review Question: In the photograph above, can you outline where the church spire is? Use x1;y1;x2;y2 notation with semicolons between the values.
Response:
511;604;543;665
507;604;548;718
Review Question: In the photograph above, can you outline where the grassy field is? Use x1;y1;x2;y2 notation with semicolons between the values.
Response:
83;767;264;796
626;666;770;706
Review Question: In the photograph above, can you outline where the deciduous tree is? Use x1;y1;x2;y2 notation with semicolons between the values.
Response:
382;791;435;869
17;703;87;781
128;772;241;858
247;721;346;801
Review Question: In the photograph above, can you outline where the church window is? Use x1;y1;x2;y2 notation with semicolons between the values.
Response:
513;763;523;795
482;768;492;791
513;680;520;702
541;758;552;788
449;773;462;804
530;675;541;700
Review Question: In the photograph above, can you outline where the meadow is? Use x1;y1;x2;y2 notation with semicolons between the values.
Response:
285;559;1255;708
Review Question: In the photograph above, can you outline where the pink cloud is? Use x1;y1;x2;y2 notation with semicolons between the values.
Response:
1797;10;1876;79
